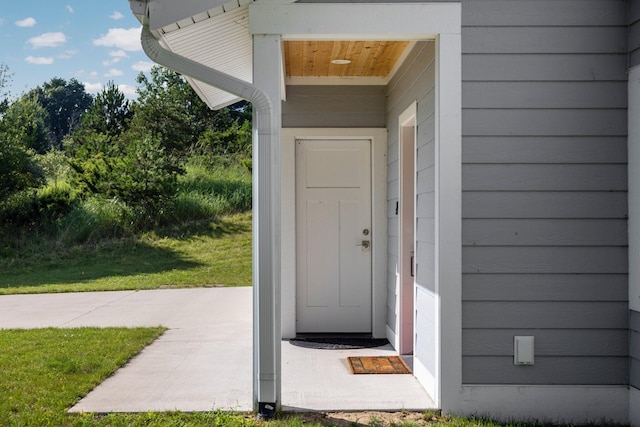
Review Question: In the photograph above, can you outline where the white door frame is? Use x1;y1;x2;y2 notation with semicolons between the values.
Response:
281;128;388;339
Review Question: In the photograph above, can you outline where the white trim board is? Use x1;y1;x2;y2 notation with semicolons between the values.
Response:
280;128;388;339
629;65;640;312
249;3;460;40
455;385;629;425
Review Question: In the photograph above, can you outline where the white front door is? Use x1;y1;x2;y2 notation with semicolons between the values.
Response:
295;139;372;333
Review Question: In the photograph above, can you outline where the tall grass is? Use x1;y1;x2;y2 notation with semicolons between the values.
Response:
0;155;252;253
173;156;252;221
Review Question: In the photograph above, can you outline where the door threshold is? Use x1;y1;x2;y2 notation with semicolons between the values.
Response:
289;334;389;350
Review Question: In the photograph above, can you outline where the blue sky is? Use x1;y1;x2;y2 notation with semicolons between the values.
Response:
0;1;154;98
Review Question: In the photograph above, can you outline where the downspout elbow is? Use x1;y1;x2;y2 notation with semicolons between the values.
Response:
140;25;272;117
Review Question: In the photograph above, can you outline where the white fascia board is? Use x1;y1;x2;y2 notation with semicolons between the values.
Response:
249;3;461;39
147;0;230;30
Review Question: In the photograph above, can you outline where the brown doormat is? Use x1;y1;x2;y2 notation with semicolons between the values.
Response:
347;356;412;374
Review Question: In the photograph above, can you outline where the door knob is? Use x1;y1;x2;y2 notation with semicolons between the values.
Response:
357;240;370;251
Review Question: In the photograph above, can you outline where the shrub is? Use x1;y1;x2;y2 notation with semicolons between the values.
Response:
0;185;75;234
69;132;184;225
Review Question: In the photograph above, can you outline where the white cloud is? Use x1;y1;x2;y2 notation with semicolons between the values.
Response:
118;84;137;98
105;68;124;77
83;82;102;94
58;50;78;59
0;19;4;26
132;61;154;72
66;5;74;13
93;27;142;52
103;58;122;66
15;17;36;28
89;71;98;78
110;11;124;20
25;56;54;65
104;50;129;65
28;32;67;48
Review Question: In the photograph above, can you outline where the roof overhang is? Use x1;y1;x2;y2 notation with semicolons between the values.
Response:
130;0;257;109
131;0;452;109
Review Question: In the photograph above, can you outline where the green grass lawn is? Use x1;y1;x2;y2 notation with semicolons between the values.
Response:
0;327;342;426
0;213;252;295
0;327;623;427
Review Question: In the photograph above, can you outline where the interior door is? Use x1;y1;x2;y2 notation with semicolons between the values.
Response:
296;139;372;333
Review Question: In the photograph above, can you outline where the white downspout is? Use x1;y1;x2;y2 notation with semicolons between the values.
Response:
140;25;280;418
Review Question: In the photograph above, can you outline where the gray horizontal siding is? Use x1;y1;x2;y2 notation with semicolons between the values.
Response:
463;302;628;329
385;41;436;369
464;329;628;356
463;192;628;219
462;109;627;136
632;311;640;389
462;164;627;191
463;247;628;274
282;85;385;128
463;27;627;54
463;274;628;302
463;54;628;81
463;137;627;164
459;0;628;387
463;357;628;385
461;0;627;26
631;0;640;68
463;219;628;247
462;82;627;109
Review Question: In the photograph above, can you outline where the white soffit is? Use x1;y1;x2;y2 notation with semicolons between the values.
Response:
157;2;254;109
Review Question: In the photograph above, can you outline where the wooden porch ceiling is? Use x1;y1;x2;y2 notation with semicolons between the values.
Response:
284;40;411;79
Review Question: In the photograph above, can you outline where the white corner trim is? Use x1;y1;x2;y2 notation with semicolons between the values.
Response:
629;65;640;312
435;32;462;412
280;128;388;339
454;385;629;425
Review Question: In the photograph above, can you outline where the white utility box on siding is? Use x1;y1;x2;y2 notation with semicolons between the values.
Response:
514;336;534;365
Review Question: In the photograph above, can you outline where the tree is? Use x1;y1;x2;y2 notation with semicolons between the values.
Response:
28;77;93;150
130;66;239;156
75;81;132;138
0;63;12;115
0;108;45;199
1;94;51;154
68;129;183;222
0;64;44;200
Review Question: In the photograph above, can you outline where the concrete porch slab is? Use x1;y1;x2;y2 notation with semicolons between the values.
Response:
0;288;435;413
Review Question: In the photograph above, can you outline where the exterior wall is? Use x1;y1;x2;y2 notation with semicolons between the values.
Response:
458;0;629;386
282;85;386;128
631;0;640;68
385;41;437;388
632;312;640;389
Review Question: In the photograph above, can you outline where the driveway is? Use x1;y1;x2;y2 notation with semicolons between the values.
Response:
0;288;435;412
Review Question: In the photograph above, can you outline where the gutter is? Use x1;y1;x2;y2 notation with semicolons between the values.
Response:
140;24;278;419
140;25;272;127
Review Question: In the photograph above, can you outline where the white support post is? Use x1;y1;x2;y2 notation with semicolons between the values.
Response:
252;33;282;416
435;31;462;413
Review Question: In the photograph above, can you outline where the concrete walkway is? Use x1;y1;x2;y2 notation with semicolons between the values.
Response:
0;288;435;412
